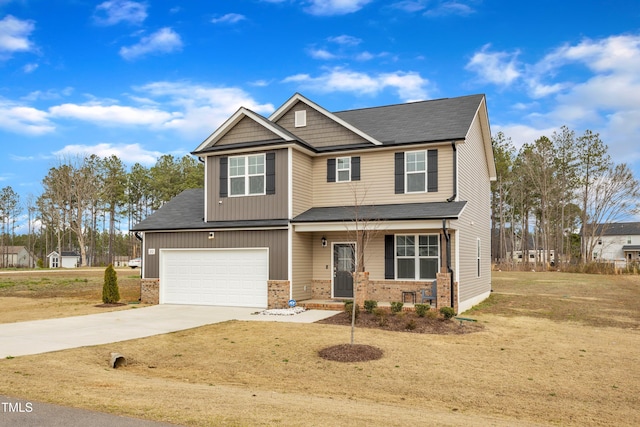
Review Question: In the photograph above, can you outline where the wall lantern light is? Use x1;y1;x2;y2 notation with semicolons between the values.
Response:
321;236;327;247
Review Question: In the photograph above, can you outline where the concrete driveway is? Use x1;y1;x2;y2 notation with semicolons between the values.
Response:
0;305;339;359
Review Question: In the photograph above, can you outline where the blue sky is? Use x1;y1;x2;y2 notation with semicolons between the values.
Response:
1;0;639;230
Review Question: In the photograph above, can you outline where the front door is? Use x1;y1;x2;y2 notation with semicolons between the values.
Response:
333;243;355;298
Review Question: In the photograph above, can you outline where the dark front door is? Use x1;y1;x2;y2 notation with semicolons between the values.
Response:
333;243;354;298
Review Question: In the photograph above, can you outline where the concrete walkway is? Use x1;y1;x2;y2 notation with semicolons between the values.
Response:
0;305;340;358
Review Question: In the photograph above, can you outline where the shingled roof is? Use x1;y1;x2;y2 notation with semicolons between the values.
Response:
131;189;288;231
334;94;484;145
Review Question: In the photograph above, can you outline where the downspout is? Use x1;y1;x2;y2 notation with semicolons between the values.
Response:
134;231;144;279
446;141;457;203
444;141;457;308
442;219;454;308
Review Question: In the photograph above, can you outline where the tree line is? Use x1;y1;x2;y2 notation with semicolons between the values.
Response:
492;126;639;268
0;154;203;267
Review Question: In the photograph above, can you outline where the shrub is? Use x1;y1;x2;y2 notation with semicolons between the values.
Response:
364;300;378;314
439;306;455;320
414;304;429;317
405;319;417;330
343;301;360;319
102;264;120;304
390;301;404;314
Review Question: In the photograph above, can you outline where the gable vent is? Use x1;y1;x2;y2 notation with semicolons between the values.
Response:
294;110;307;127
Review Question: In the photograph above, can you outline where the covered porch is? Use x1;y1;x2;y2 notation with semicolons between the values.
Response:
289;202;465;312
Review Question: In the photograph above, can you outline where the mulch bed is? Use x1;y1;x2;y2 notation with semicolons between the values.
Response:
316;310;484;335
94;302;127;307
316;310;484;362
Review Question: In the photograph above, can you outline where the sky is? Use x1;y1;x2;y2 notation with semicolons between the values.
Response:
1;0;639;231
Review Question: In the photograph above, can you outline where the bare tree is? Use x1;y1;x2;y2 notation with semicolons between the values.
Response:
345;183;380;345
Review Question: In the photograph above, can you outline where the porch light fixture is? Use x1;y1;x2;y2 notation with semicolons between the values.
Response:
321;236;327;247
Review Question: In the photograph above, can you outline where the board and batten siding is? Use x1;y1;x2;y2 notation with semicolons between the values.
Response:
142;230;288;281
455;113;492;309
291;149;313;217
275;101;369;148
215;116;280;146
291;231;313;301
206;149;288;221
311;144;453;207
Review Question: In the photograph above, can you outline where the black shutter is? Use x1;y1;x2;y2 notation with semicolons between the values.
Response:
219;157;228;198
351;156;360;181
384;235;395;279
427;149;438;192
394;152;404;194
327;158;336;182
266;152;276;195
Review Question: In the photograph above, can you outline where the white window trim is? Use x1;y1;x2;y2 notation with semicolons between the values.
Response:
336;156;351;182
395;234;440;280
405;150;427;193
228;154;266;197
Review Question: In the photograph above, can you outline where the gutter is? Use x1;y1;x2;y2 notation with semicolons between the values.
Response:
442;219;455;308
446;141;457;203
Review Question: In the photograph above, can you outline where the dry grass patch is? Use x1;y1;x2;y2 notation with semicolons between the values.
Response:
0;268;144;323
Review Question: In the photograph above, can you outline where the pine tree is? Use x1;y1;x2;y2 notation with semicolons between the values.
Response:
102;264;120;304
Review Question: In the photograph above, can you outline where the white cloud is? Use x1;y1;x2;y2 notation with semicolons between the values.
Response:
328;35;362;46
304;0;373;16
49;103;181;126
465;44;521;85
94;0;148;26
22;63;38;73
0;99;54;135
0;15;35;57
392;0;476;16
308;48;338;60
211;13;246;24
132;81;275;136
283;67;430;101
119;27;183;60
54;143;164;166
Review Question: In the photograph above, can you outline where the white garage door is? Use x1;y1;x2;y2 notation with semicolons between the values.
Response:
160;248;269;308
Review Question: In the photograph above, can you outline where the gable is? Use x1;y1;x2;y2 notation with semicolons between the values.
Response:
274;100;372;149
216;116;283;146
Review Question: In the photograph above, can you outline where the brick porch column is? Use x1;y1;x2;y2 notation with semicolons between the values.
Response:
354;271;369;307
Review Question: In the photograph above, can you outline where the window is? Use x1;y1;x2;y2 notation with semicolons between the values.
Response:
396;234;439;280
327;157;360;182
229;154;265;196
405;151;426;192
337;157;351;182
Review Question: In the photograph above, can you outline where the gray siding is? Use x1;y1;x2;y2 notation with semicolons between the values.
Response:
206;148;288;221
291;231;313;300
216;116;280;146
142;229;288;280
275;100;369;148
455;113;492;307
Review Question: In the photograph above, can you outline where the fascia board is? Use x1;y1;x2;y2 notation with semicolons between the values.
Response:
269;93;382;146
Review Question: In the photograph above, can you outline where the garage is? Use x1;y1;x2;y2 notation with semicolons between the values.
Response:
159;248;269;308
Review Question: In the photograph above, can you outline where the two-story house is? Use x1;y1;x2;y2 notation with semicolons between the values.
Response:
132;93;496;314
590;222;640;266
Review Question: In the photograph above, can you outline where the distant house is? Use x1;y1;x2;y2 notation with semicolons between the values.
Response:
0;246;38;268
47;251;81;268
591;222;640;266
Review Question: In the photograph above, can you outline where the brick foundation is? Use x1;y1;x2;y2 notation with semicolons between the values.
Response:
267;280;290;309
311;279;331;299
140;278;159;304
308;273;458;311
